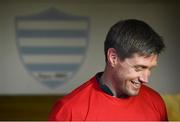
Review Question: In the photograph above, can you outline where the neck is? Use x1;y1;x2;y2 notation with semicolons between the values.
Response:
100;70;116;97
101;69;129;98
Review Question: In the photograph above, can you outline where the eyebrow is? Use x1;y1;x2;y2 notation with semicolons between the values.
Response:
134;65;147;68
134;64;157;69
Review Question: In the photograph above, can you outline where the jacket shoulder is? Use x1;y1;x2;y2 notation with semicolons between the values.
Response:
49;76;97;120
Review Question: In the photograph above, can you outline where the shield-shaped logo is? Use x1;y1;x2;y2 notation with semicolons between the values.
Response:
15;8;90;88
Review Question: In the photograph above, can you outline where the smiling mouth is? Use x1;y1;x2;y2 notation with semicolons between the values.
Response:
131;80;141;89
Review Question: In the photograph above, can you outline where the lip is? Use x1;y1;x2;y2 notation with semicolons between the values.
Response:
131;80;141;89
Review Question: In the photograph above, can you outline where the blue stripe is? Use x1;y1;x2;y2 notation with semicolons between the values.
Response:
16;7;89;21
21;46;85;55
26;64;79;71
17;30;88;38
42;80;67;88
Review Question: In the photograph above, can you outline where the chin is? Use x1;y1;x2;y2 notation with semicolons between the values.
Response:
128;90;140;96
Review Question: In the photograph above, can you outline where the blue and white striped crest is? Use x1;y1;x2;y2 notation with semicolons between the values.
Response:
15;8;89;87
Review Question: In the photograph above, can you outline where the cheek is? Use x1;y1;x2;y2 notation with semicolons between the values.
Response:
119;67;136;76
119;69;139;80
115;64;139;80
128;71;139;78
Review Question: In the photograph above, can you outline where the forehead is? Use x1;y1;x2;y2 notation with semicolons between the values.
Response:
124;53;158;66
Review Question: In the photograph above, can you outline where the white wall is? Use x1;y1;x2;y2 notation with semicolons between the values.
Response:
0;0;180;94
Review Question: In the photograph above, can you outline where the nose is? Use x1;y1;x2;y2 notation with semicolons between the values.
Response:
139;70;150;83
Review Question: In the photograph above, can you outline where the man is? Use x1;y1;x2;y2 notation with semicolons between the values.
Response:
49;19;168;121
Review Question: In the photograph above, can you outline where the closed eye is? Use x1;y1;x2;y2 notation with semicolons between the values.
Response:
134;65;156;72
134;65;148;72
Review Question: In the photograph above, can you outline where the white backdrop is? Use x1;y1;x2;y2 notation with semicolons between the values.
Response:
0;0;180;94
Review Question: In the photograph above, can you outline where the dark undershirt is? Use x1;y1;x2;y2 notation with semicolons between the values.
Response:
95;72;114;96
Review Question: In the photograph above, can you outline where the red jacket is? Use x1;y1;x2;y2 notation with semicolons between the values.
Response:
49;74;168;121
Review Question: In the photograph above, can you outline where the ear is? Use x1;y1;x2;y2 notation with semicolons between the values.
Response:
107;48;118;67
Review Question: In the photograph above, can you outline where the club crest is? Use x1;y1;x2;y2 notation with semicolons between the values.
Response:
15;8;90;87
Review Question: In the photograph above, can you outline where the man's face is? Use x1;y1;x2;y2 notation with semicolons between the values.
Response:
112;53;158;97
